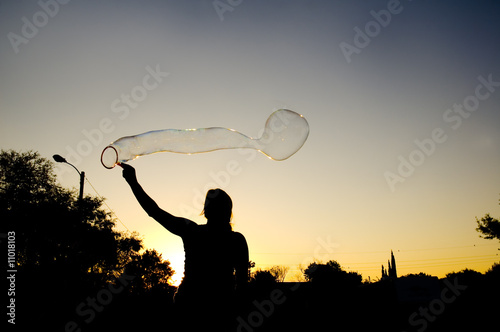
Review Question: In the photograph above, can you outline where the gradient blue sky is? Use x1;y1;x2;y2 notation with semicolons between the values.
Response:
1;0;499;283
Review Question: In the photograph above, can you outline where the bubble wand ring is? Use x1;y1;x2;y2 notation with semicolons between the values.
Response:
101;145;119;169
100;109;309;169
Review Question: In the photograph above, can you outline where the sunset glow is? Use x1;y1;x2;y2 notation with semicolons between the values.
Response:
2;0;499;288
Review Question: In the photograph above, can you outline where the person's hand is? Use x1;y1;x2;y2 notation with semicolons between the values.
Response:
120;163;137;183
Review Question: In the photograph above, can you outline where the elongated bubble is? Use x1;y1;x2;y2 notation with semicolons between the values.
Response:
101;109;309;169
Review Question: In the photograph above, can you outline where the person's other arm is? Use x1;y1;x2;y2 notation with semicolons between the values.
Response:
121;163;192;236
234;232;250;289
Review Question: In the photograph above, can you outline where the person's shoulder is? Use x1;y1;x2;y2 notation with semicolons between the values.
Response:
177;219;200;236
231;231;247;242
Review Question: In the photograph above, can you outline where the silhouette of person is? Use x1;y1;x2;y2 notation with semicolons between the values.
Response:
121;163;249;331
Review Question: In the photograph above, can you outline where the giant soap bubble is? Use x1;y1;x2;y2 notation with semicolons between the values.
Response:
101;109;309;169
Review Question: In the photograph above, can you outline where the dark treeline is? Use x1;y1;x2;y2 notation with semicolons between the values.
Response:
2;150;499;331
1;150;176;331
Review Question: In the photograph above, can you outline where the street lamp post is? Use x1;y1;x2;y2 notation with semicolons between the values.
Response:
53;154;85;203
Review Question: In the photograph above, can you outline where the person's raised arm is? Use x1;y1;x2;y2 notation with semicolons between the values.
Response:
120;163;191;236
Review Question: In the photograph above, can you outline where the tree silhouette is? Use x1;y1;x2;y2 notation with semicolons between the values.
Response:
303;260;362;286
446;268;484;285
0;150;142;282
0;150;173;329
304;260;341;282
268;265;290;282
124;249;175;294
476;213;500;248
251;265;290;284
399;272;433;278
251;269;278;286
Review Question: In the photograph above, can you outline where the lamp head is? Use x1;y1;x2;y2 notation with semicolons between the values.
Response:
53;154;67;163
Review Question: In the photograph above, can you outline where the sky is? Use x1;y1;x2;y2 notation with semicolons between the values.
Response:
1;0;499;284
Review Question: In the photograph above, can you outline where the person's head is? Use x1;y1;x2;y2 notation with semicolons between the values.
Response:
202;188;233;230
